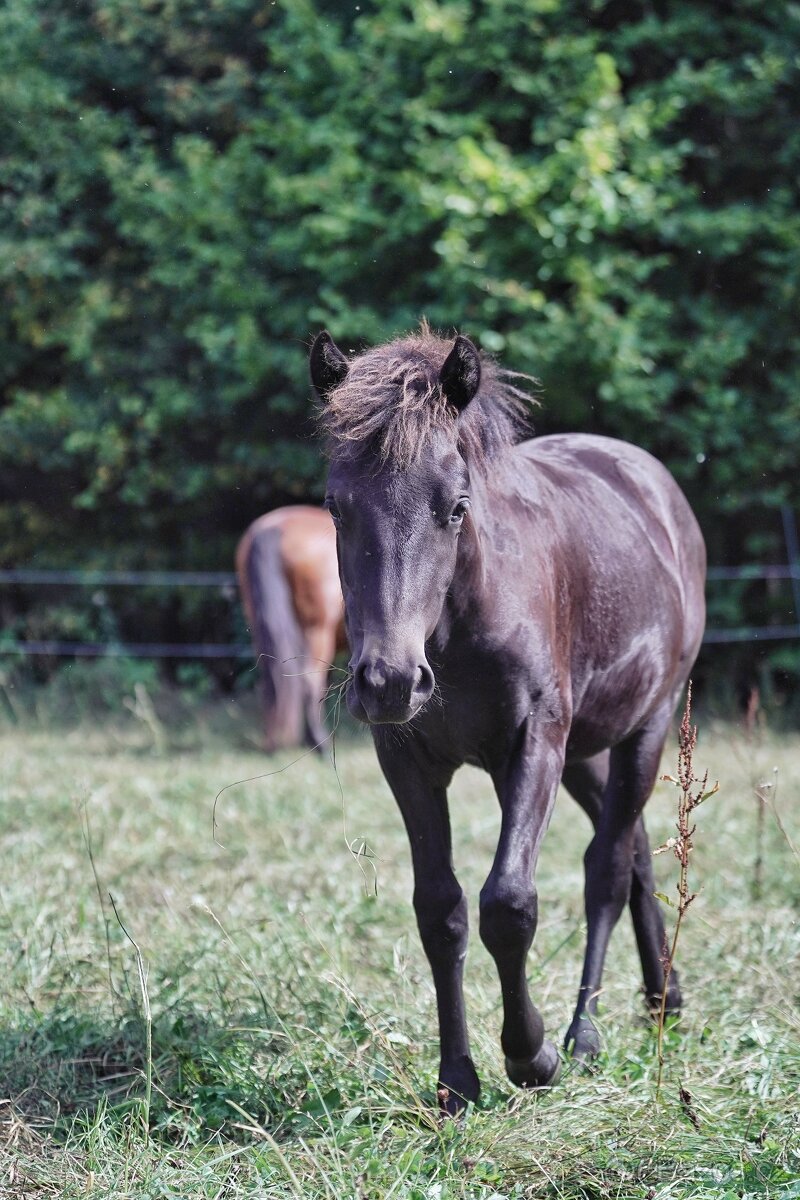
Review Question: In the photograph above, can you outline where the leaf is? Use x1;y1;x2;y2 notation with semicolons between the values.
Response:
386;1031;411;1046
698;781;720;804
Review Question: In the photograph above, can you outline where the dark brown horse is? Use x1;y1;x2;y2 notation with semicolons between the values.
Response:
311;328;706;1113
236;506;346;752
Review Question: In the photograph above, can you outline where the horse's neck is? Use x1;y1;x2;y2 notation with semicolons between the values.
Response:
448;465;549;629
449;481;495;620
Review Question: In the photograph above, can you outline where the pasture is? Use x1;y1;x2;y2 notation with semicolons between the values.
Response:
0;691;797;1198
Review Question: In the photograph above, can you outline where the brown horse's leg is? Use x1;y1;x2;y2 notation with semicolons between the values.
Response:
480;728;566;1090
243;527;306;753
562;754;681;1029
374;737;479;1115
564;705;675;1060
302;626;337;751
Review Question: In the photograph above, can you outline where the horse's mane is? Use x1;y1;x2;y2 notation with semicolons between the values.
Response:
318;327;538;472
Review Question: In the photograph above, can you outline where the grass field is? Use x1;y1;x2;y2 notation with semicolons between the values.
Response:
0;688;797;1198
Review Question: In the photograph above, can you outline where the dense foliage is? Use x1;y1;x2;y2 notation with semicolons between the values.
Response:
2;0;799;682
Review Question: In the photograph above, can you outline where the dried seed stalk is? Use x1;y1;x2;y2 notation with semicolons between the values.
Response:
654;682;718;1100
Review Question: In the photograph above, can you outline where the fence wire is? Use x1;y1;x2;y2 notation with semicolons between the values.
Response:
1;565;798;657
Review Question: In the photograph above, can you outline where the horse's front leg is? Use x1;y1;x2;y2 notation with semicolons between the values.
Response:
481;728;566;1089
374;736;479;1115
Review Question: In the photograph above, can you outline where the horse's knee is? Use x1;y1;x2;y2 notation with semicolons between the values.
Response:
414;883;468;960
584;834;633;916
479;877;538;959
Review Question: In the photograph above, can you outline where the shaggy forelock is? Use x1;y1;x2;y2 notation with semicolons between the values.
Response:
318;329;536;471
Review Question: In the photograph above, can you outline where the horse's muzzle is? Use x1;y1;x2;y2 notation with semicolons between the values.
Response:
349;654;435;724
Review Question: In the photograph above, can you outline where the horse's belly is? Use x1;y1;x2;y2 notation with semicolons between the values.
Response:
565;639;680;762
565;700;661;762
564;717;632;763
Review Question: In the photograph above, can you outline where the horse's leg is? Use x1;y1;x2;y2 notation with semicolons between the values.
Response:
562;754;681;1024
302;624;337;751
631;814;683;1017
481;730;566;1089
374;737;479;1115
564;705;675;1060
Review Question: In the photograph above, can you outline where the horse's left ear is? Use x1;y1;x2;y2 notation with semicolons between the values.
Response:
439;335;481;412
310;330;349;399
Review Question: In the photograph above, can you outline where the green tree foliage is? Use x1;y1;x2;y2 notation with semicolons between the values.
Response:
1;0;799;659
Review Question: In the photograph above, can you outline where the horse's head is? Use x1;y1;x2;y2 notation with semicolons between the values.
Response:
311;330;482;725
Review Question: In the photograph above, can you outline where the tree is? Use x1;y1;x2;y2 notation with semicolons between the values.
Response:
2;0;798;683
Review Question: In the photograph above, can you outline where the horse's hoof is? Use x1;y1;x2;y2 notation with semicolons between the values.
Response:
564;1019;601;1064
644;986;682;1021
437;1057;480;1118
505;1039;561;1089
437;1085;469;1120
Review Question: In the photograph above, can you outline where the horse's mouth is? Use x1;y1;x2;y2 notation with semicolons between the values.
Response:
345;683;424;726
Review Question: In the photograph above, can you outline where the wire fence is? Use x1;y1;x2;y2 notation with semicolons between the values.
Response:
0;567;244;660
0;569;236;588
1;564;799;657
0;640;252;659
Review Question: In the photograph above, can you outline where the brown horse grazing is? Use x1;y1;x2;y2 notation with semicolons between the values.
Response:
236;506;346;752
311;328;706;1114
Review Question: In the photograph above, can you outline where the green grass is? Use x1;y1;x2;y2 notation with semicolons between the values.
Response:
0;691;797;1198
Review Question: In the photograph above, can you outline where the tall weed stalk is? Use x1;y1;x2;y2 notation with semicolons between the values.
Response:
654;683;718;1100
109;895;153;1136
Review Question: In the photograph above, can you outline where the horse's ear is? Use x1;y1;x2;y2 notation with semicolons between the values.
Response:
310;330;349;399
438;335;481;412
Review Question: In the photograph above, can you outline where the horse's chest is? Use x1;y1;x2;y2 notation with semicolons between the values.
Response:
425;639;562;760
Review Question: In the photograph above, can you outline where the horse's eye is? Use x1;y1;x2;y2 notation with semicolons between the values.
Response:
325;499;342;525
449;500;469;527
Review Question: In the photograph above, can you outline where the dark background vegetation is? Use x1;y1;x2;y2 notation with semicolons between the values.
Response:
2;0;799;706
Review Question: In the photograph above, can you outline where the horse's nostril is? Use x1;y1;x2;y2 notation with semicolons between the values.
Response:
355;660;387;696
415;663;435;699
354;662;369;693
353;655;432;716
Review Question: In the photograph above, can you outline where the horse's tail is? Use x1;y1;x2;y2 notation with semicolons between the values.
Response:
239;525;306;752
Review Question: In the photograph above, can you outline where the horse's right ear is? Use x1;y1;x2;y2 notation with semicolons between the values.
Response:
439;335;481;412
310;331;349;399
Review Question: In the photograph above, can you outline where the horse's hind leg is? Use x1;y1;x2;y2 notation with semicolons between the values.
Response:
630;818;682;1017
564;706;676;1060
301;625;337;751
562;754;681;1034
